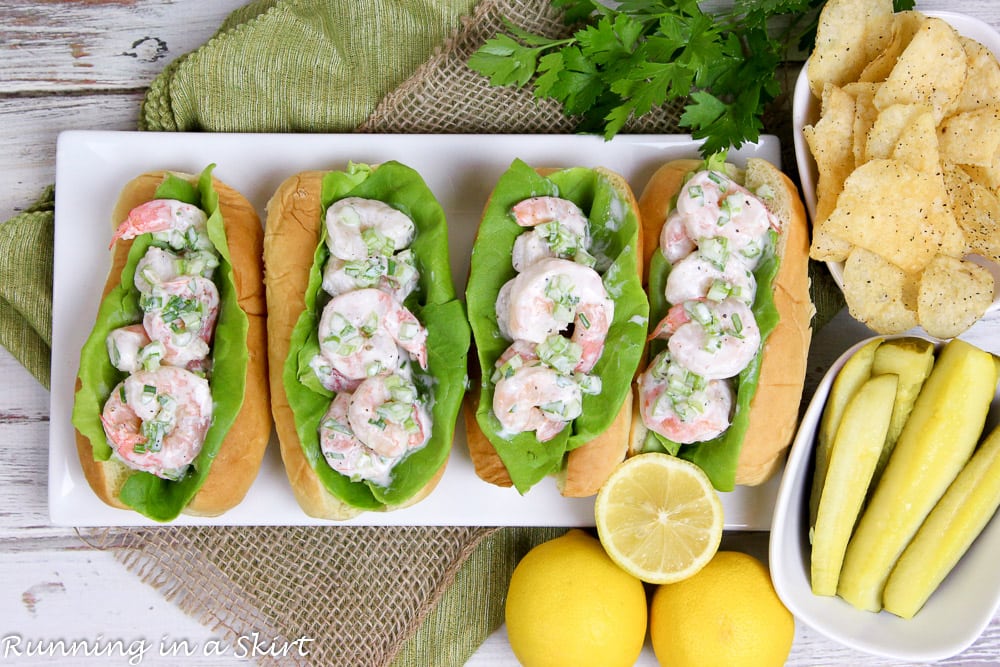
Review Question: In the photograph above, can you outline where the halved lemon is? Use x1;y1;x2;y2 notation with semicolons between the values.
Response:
595;452;724;584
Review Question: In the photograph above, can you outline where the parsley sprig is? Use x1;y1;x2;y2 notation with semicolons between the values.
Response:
468;0;912;156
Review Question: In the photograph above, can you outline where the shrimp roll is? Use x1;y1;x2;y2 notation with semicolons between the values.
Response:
265;162;469;519
465;159;649;497
72;166;270;520
630;154;813;489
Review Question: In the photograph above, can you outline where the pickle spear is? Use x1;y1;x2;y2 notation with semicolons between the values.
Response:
811;373;897;596
869;338;935;488
809;338;883;532
837;339;998;612
883;422;1000;618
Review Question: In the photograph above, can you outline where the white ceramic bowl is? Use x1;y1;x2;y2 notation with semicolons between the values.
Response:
792;10;1000;317
769;336;1000;661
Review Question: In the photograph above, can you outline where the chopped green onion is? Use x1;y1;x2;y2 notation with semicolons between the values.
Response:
700;237;730;270
706;279;732;302
537;335;582;374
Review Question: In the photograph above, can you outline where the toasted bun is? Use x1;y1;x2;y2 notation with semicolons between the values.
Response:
464;166;642;498
75;171;271;516
631;158;813;486
263;171;447;519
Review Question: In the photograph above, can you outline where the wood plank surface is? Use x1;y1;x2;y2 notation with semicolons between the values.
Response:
0;0;247;93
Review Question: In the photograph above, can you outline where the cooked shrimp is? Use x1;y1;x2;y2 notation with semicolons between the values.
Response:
511;230;555;273
675;171;776;252
321;249;418;301
496;257;613;373
134;246;218;294
110;199;210;251
659;210;696;264
493;363;582;441
316;288;428;383
141;275;220;366
491;339;539;384
346;375;431;458
650;298;761;380
638;351;734;444
309;356;363;393
319;392;394;485
664;251;757;307
106;324;152;373
100;366;212;480
510;197;592;272
511;196;589;237
325;197;416;262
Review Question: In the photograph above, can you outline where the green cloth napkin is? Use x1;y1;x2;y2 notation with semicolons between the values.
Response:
139;0;477;132
0;186;54;388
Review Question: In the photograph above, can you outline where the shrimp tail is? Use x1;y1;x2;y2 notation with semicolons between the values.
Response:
100;414;146;448
109;200;173;248
648;303;690;341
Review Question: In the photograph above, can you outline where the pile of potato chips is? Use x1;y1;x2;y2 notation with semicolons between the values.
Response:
805;0;1000;338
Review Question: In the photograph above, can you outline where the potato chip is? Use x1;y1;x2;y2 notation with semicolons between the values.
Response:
864;104;928;162
954;37;1000;112
805;85;856;262
873;17;968;124
824;159;956;273
938;105;1000;167
943;161;1000;262
917;254;996;338
961;160;1000;195
859;11;926;84
809;217;852;262
892;110;939;175
844;82;881;167
842;246;918;333
808;0;895;98
804;3;1000;340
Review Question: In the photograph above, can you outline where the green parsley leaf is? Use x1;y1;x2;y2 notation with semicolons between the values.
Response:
468;0;859;155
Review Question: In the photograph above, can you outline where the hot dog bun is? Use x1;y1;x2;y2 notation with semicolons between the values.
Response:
264;171;358;520
631;157;813;486
74;170;270;517
264;166;465;519
464;163;646;498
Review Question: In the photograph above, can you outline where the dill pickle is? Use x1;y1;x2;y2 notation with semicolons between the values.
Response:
809;338;882;532
811;373;897;596
883;423;1000;618
837;339;998;612
869;338;935;488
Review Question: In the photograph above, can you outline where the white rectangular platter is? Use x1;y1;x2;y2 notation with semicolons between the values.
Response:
50;131;783;526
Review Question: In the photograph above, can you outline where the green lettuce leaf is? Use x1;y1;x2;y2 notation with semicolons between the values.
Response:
284;161;470;509
71;165;250;521
638;159;782;492
466;159;649;493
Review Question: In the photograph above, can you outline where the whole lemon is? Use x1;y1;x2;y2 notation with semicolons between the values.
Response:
505;529;647;667
650;551;794;667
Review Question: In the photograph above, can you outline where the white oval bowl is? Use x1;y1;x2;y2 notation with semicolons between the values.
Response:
769;335;1000;661
792;10;1000;319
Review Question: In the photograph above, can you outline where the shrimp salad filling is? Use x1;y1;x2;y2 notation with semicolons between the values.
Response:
100;197;221;481
466;160;647;494
638;160;782;455
309;196;432;487
492;196;615;442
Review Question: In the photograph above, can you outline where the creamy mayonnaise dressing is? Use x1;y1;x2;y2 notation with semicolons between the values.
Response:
101;199;219;479
638;169;779;444
311;197;431;486
490;195;614;442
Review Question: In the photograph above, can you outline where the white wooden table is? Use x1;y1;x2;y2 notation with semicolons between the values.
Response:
2;1;999;664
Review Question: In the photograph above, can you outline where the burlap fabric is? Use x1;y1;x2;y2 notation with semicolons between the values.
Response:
0;0;846;665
